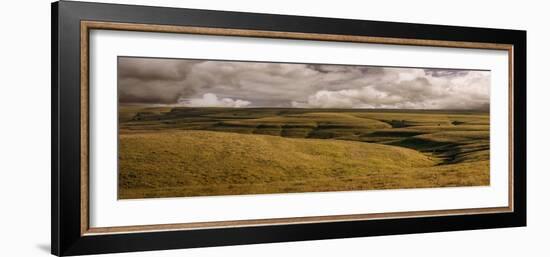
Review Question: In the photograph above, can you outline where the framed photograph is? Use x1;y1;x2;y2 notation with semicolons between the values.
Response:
52;1;526;256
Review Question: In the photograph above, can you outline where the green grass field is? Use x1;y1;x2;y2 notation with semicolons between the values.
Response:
118;106;490;199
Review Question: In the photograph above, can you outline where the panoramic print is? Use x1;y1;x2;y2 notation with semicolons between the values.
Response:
117;57;491;199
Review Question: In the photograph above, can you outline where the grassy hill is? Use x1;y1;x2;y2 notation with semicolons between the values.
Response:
119;129;489;199
120;106;489;162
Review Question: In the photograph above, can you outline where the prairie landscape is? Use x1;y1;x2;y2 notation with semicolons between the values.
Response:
118;106;490;199
117;56;491;199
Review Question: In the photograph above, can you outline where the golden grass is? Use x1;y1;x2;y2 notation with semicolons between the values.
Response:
118;107;490;199
119;129;489;199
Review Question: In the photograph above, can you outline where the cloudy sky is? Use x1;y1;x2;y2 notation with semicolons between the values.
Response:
118;57;490;110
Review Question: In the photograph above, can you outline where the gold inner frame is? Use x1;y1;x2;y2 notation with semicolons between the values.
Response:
80;20;515;236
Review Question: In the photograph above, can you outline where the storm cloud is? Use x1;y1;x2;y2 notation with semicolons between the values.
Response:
118;57;490;110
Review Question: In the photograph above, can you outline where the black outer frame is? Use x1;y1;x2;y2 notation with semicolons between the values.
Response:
51;1;526;256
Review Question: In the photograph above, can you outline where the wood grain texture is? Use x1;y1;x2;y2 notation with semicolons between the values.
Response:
83;21;513;50
80;22;89;236
85;206;512;235
79;20;514;235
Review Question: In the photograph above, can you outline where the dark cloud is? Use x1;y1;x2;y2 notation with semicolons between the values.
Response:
118;57;490;110
118;57;201;81
117;58;202;103
424;69;470;78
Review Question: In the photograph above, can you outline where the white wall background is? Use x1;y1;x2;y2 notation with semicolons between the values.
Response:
0;0;547;256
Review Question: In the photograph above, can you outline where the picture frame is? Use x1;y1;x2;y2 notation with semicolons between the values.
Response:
51;1;526;256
